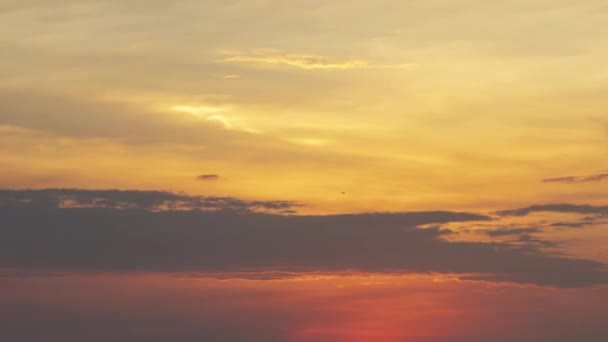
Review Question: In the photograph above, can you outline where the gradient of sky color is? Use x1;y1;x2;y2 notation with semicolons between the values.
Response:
2;0;607;212
1;1;608;341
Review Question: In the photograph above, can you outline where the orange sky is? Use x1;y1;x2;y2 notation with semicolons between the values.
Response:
3;272;608;342
1;1;608;341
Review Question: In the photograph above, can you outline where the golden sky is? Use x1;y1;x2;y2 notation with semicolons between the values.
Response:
1;0;607;213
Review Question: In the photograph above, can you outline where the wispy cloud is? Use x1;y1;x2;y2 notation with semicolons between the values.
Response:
221;74;240;79
542;172;608;184
0;189;299;213
220;49;417;70
197;174;220;181
497;204;608;217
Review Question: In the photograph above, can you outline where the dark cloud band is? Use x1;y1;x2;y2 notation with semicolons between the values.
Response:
0;188;299;213
1;189;607;288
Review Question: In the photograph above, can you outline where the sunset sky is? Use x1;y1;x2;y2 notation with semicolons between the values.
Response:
2;1;608;341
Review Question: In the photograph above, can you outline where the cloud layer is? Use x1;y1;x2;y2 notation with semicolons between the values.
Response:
2;189;607;288
0;189;299;213
498;203;608;217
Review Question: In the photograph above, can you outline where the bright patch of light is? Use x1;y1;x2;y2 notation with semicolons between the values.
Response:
170;105;262;134
171;105;231;118
288;138;330;147
207;115;232;129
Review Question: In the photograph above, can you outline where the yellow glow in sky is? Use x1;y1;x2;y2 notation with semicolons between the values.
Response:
0;0;607;213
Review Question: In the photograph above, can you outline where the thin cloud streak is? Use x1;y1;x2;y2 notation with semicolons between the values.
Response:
196;174;220;181
0;189;300;213
497;204;608;217
220;50;418;70
543;173;608;184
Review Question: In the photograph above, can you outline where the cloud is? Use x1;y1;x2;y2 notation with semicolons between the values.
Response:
196;174;220;181
585;173;608;182
220;50;417;70
0;189;299;213
550;221;588;229
0;88;367;168
542;176;579;183
513;234;559;251
1;189;607;288
484;227;541;237
497;204;608;217
221;74;240;79
0;88;248;146
543;173;608;184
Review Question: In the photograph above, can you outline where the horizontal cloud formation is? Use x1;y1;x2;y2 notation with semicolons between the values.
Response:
498;204;608;217
0;89;248;145
220;49;416;70
1;189;608;288
0;189;298;213
196;174;220;181
484;227;541;237
543;173;608;184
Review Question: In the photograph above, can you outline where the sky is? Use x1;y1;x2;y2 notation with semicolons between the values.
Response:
1;1;608;341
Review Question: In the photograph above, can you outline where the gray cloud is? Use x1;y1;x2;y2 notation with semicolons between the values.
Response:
543;176;579;183
0;189;299;213
550;221;588;229
543;173;608;184
196;174;220;181
511;234;560;251
497;204;608;217
1;189;608;288
484;227;541;237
